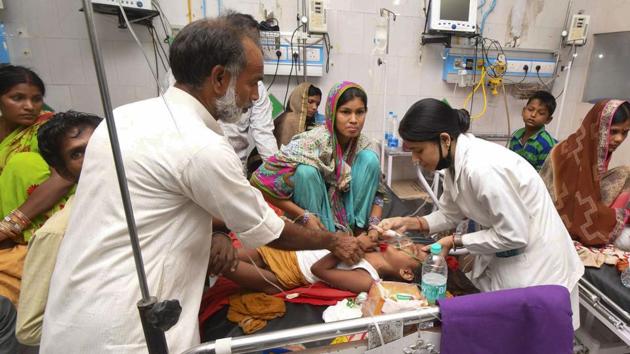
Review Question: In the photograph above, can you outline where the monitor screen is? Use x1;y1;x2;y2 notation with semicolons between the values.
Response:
440;0;470;22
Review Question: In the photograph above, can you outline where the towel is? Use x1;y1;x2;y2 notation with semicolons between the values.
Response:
438;285;573;354
227;293;286;334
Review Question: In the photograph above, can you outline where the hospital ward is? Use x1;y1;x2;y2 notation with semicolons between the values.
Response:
1;0;630;353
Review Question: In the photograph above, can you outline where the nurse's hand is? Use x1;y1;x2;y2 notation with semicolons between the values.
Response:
378;217;409;234
379;216;427;234
208;232;239;276
422;236;454;258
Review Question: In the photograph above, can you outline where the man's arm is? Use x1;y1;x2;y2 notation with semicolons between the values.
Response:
181;138;362;264
268;222;362;264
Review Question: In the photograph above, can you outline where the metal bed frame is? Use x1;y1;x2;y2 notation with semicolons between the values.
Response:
577;278;630;353
183;307;440;354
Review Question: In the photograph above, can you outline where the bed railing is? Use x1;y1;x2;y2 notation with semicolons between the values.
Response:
182;307;440;354
579;278;630;328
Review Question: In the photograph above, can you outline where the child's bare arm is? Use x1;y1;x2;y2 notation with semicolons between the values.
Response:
311;253;373;293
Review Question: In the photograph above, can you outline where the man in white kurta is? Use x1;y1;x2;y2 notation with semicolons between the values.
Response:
40;17;362;353
220;81;278;165
40;85;284;353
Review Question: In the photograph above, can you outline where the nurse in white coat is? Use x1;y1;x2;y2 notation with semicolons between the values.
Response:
379;98;583;328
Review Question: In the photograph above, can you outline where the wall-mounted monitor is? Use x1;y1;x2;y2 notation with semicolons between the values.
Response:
429;0;477;34
583;31;630;103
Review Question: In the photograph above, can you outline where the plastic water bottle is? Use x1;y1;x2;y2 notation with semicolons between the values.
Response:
387;112;400;151
621;268;630;288
384;111;394;146
421;243;447;305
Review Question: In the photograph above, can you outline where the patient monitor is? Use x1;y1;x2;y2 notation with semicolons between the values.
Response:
428;0;478;34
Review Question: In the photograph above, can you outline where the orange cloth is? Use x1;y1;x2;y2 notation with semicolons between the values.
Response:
0;244;27;305
256;246;308;289
227;293;286;334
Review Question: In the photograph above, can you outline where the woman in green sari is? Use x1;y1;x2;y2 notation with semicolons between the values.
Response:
0;65;74;305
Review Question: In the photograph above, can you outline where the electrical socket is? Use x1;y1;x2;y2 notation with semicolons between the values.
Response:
506;60;532;74
306;48;321;62
531;61;555;75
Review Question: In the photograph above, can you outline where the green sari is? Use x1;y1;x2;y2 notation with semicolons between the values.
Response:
0;111;66;242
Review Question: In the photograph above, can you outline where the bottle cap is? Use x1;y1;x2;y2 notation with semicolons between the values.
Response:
430;243;442;255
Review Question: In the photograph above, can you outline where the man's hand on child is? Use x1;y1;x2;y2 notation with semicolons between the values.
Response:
357;231;378;252
330;231;363;265
208;232;238;276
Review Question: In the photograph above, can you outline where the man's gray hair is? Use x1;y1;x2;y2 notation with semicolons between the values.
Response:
169;15;258;88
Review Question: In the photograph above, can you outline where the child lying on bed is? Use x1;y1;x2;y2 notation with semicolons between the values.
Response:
223;235;426;294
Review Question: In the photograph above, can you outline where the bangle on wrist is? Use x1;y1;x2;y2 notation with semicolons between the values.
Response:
368;216;381;226
454;234;464;249
296;210;310;225
415;216;427;231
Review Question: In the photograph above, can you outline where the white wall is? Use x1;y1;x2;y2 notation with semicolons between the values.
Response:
1;0;628;167
0;0;167;116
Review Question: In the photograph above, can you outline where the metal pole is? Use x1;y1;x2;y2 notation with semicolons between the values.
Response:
182;307;440;354
82;1;169;352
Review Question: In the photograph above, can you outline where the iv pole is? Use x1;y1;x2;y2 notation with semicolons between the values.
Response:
81;1;180;353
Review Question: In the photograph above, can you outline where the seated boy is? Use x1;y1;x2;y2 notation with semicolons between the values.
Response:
15;111;103;346
224;235;426;294
508;91;558;171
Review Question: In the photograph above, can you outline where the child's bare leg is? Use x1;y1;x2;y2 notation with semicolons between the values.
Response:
224;261;285;295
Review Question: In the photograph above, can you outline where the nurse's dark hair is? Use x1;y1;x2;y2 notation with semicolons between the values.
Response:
399;98;470;142
336;87;367;110
612;102;630;125
0;65;46;96
169;14;259;89
38;111;103;171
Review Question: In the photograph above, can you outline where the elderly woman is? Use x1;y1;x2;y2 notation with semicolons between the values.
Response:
541;100;630;249
0;65;73;305
251;81;384;235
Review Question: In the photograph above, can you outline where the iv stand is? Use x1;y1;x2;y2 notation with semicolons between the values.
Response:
81;1;181;353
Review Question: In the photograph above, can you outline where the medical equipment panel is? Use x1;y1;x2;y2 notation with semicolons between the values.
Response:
91;0;153;11
261;31;325;77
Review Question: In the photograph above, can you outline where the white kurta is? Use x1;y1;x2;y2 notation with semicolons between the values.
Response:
424;134;584;292
219;81;278;164
40;87;284;353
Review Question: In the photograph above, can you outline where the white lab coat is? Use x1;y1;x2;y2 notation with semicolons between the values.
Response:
219;81;278;165
424;134;584;293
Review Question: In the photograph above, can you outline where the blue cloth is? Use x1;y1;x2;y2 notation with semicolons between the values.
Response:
292;150;380;231
438;285;573;354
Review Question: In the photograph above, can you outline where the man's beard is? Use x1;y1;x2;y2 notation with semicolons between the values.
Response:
216;80;245;124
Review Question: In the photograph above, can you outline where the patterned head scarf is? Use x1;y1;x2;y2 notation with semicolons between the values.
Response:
546;99;629;246
324;81;366;189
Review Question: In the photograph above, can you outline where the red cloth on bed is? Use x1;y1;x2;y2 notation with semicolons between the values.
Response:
199;278;356;328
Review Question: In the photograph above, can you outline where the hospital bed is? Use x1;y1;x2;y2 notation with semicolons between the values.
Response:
576;267;630;353
190;308;441;354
